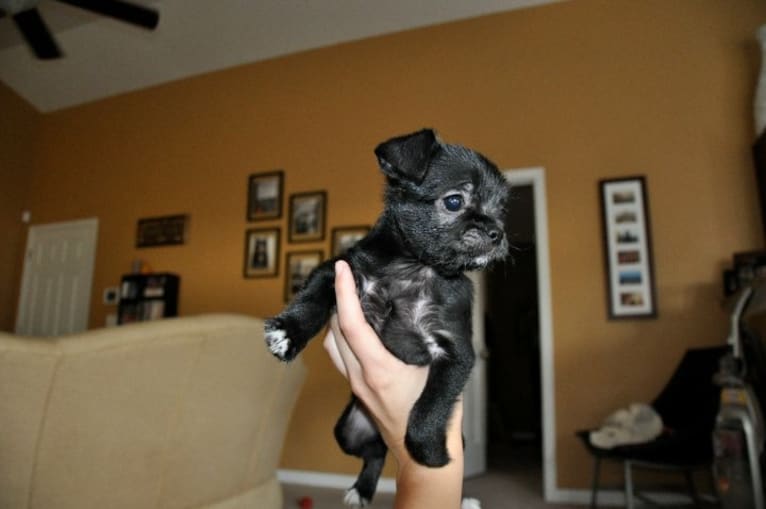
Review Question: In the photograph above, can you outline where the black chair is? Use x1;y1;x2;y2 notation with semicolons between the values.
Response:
577;346;729;508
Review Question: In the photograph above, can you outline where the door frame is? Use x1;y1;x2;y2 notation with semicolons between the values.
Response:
501;167;557;501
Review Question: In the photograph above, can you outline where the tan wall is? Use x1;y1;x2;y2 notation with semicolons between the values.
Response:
0;83;38;331
4;0;766;489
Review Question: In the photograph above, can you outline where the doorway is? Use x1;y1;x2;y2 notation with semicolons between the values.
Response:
486;182;541;463
481;168;557;500
15;218;99;336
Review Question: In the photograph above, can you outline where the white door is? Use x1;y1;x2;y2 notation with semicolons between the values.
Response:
15;218;99;336
463;270;488;477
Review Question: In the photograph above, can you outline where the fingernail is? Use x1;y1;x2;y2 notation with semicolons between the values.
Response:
335;260;346;275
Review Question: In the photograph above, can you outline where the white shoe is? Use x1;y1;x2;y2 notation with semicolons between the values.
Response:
461;497;481;509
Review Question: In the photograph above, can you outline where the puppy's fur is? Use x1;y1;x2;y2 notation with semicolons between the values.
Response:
265;129;509;506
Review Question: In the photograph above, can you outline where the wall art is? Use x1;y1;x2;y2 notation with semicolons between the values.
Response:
136;214;188;248
599;176;657;319
247;171;284;221
284;250;323;302
244;227;280;278
331;225;370;256
289;191;326;243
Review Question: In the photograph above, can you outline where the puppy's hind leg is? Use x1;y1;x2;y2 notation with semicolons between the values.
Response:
265;259;336;361
344;455;385;508
334;397;387;507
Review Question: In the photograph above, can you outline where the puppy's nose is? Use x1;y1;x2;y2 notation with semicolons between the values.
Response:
488;227;504;245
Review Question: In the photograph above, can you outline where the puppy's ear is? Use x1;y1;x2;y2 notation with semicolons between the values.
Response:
374;129;440;184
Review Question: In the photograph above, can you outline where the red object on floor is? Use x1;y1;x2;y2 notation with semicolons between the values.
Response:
298;496;313;509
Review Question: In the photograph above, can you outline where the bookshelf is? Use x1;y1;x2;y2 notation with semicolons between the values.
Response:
117;273;180;324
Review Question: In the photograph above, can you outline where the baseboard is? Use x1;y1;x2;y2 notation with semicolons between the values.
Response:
279;470;704;506
277;469;397;493
548;488;622;506
549;487;704;506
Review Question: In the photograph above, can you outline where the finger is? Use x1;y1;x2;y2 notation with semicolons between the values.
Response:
446;399;464;453
333;260;368;333
329;314;362;377
323;328;348;378
451;398;464;421
330;314;372;398
333;261;388;364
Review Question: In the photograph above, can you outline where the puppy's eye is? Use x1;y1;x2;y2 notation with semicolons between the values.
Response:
443;195;464;212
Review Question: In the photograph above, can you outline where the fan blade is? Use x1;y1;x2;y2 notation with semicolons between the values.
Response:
12;9;62;59
56;0;158;30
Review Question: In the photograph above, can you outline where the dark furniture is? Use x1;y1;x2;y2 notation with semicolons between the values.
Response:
577;346;728;508
117;273;180;324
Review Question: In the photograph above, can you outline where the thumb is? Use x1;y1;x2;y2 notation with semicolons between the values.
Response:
334;260;387;364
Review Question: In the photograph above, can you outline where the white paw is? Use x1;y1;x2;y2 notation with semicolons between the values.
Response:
265;328;291;359
461;497;481;509
343;487;369;507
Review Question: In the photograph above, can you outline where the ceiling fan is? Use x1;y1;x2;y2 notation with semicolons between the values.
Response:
0;0;159;59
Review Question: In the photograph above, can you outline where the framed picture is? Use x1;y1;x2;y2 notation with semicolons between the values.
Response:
285;250;323;302
332;225;370;256
244;228;280;278
599;176;657;319
136;214;188;248
289;191;327;243
247;171;284;221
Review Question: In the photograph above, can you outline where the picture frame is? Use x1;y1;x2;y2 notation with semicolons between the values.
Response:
331;225;370;256
288;191;327;243
136;214;188;248
599;176;657;319
247;171;284;221
285;250;323;302
244;228;280;278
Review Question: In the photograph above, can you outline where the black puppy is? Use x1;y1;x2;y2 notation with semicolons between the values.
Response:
265;128;509;506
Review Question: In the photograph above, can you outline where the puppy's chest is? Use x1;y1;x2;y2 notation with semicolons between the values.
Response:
357;265;451;357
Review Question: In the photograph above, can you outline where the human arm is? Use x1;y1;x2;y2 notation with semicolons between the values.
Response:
323;260;464;509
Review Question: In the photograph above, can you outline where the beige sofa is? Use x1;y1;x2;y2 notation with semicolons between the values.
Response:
0;314;305;509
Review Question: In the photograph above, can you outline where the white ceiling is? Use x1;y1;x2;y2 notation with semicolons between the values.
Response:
0;0;558;112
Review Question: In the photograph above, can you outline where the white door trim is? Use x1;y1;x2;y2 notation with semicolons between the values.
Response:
503;167;558;502
463;269;488;477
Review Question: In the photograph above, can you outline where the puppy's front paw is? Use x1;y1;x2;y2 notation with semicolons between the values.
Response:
404;430;450;467
264;318;297;361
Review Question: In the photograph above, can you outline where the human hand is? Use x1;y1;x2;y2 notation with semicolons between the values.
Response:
323;260;430;464
325;260;466;508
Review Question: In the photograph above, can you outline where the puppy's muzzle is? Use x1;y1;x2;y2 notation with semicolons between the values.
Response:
463;226;504;250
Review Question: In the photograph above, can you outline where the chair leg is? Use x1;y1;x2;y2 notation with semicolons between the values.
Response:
706;466;719;505
589;457;601;508
624;460;635;509
683;469;701;507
